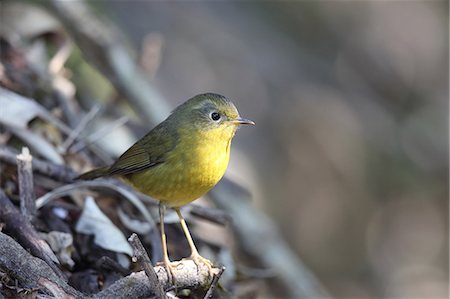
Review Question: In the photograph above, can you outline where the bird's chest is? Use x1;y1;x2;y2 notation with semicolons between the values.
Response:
183;137;230;186
176;136;230;190
145;133;231;206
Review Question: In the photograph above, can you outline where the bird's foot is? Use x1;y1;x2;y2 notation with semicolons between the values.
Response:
157;257;176;285
190;252;214;274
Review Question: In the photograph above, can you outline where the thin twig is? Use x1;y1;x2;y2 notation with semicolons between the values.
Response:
17;147;36;221
53;89;79;129
136;192;231;226
70;116;128;153
0;189;64;279
35;179;155;229
0;146;77;183
136;191;232;232
187;204;232;226
34;178;163;263
59;104;102;153
128;233;167;299
203;266;225;299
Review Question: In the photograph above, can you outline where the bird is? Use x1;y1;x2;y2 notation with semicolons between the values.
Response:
78;93;254;282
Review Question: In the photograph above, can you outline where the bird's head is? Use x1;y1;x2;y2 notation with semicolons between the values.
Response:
170;93;254;139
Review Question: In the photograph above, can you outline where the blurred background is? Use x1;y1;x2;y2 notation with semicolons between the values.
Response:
1;1;448;298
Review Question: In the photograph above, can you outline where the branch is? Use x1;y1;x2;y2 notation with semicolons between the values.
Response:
187;204;232;226
0;186;223;298
0;189;64;280
35;179;156;229
59;104;102;153
0;146;77;183
17;147;36;221
203;267;225;299
137;193;232;226
70;115;128;153
0;232;83;298
128;233;166;299
93;261;221;299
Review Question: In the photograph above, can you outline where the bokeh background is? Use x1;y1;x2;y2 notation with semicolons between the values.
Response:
2;1;448;298
107;2;449;298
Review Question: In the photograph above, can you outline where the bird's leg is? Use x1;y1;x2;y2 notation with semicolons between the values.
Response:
175;208;213;272
159;203;174;284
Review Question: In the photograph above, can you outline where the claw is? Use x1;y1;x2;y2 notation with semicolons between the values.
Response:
164;258;175;284
190;252;214;274
157;261;175;285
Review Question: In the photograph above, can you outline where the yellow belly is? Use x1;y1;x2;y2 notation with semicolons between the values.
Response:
125;132;231;207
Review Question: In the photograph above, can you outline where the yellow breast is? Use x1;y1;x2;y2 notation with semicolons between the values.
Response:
126;127;232;207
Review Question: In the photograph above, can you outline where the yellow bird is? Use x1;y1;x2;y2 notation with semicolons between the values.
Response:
79;93;254;281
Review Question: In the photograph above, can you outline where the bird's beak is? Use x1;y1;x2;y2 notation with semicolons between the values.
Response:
233;118;255;125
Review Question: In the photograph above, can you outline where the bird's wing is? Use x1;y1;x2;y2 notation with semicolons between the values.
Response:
107;124;177;176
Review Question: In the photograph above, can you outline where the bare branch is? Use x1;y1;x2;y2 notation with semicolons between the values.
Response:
71;115;128;153
0;146;78;183
17;147;36;221
0;189;63;279
59;104;102;153
93;261;222;299
187;204;232;226
0;231;83;298
128;233;167;299
34;179;156;230
203;266;225;299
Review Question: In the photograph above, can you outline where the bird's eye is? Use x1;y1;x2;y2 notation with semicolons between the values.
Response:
210;112;221;121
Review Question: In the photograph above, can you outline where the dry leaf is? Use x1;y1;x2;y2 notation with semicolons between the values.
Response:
75;196;133;256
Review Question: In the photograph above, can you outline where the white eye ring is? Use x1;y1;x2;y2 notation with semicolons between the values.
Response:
210;112;221;121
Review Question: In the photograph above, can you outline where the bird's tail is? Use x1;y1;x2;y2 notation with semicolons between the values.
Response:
77;166;111;180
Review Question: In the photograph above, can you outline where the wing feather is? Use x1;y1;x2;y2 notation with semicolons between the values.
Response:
107;123;177;176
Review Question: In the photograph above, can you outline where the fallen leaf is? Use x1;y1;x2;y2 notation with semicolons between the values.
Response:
75;196;133;256
0;86;70;133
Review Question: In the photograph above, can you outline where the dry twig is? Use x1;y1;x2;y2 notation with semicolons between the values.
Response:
128;233;167;299
17;147;36;221
203;266;225;299
71;115;128;153
187;204;232;226
0;232;83;299
59;104;102;153
0;189;64;280
0;227;223;299
93;260;221;299
0;146;77;183
35;179;155;227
